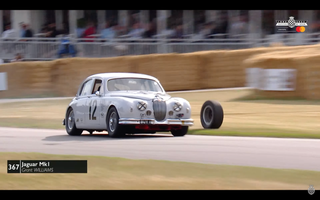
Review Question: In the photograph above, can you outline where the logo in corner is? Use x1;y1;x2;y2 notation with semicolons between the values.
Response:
275;16;307;33
308;185;315;195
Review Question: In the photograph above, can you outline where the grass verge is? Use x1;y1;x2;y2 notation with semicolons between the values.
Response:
1;152;319;190
187;129;320;139
0;89;319;138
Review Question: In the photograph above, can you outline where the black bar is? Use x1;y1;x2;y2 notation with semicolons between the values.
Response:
7;160;87;173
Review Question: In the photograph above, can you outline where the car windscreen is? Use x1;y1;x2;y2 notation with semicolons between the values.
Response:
107;78;163;92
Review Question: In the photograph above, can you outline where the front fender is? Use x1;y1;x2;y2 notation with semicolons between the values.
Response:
102;97;138;119
167;97;192;119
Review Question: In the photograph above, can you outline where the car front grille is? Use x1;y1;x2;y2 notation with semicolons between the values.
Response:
153;99;166;121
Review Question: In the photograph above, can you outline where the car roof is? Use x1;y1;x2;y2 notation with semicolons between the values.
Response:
86;72;159;81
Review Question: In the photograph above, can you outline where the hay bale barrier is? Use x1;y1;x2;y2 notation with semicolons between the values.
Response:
0;43;320;99
243;47;320;100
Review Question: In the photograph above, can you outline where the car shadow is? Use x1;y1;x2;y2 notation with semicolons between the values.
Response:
42;133;172;142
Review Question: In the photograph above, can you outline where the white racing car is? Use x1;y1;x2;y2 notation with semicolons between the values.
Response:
63;73;194;137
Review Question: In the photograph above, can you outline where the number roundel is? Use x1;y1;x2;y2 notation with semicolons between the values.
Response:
89;100;97;120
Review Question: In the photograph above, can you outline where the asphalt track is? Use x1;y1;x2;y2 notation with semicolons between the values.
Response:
1;127;320;171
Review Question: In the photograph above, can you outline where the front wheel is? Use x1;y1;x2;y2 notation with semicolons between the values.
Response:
106;107;125;138
171;126;188;137
65;108;83;136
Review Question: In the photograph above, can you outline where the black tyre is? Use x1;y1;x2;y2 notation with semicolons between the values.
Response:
106;107;125;138
200;100;224;129
65;108;83;136
171;126;188;137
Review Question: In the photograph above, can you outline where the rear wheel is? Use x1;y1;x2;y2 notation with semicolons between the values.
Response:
171;126;188;137
65;108;83;136
106;107;125;138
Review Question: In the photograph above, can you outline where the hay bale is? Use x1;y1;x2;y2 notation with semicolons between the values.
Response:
1;43;320;98
243;48;320;99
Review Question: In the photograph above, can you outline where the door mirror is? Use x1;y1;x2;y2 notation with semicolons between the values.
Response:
95;91;100;96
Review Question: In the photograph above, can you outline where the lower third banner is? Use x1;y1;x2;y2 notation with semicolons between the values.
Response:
7;160;87;173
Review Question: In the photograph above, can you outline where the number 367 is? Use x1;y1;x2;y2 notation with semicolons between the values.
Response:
8;164;19;170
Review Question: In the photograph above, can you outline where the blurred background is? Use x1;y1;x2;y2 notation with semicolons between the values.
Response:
1;10;320;62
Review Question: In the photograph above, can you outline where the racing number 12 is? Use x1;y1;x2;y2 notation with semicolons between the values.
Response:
89;100;97;120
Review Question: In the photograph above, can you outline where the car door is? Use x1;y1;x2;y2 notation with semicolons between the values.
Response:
73;78;94;129
85;78;103;129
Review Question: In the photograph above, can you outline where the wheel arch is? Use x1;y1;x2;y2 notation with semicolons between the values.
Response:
65;105;79;126
106;104;117;117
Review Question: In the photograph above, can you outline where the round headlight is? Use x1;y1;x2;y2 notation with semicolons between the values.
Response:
173;102;182;112
137;101;147;111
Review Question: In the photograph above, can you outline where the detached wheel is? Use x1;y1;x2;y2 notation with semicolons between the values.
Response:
200;100;224;129
106;107;125;138
171;126;188;137
65;108;83;136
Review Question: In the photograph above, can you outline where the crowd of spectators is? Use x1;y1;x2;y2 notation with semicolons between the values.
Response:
0;13;253;42
1;21;66;39
5;11;320;43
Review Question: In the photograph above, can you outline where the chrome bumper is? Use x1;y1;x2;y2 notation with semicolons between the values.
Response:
118;118;194;126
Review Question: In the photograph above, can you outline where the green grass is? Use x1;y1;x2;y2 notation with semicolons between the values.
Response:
1;152;319;190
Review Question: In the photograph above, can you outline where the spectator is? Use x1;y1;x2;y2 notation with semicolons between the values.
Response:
198;22;212;39
11;53;23;62
311;20;320;33
2;24;17;53
40;23;48;34
160;23;175;38
81;21;96;42
24;24;33;38
57;36;77;58
19;24;33;41
127;22;145;39
215;13;229;37
100;21;116;41
2;24;17;38
19;22;26;38
113;24;126;37
171;25;183;39
76;18;86;38
46;22;58;38
128;13;139;28
142;22;156;38
229;15;248;37
60;22;69;35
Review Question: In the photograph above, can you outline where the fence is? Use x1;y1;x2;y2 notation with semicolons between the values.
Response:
1;33;320;61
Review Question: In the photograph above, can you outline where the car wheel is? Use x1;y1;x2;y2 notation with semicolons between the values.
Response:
200;100;224;129
106;107;125;138
171;126;188;137
65;108;83;136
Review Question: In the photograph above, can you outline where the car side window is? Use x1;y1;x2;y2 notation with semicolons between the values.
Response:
79;79;94;96
92;79;102;94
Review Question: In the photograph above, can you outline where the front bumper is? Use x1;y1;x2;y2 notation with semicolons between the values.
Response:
118;118;194;126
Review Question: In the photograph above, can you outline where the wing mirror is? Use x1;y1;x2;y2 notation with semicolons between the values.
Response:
95;91;101;97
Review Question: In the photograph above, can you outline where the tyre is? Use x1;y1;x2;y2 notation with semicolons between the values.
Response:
171;126;188;137
200;100;224;129
65;108;83;136
106;107;125;138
